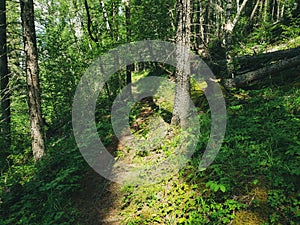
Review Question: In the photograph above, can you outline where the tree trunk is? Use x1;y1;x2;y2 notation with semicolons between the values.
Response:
204;0;211;45
259;0;264;21
125;0;133;89
276;0;280;21
225;0;249;78
263;0;268;22
99;0;112;36
198;0;204;46
223;55;300;88
271;0;275;21
216;0;223;40
250;0;260;20
225;0;234;78
192;0;204;53
234;46;300;73
0;0;10;150
232;0;249;28
172;0;191;127
20;0;45;162
210;46;300;78
112;0;119;41
84;0;98;43
191;0;195;46
280;2;284;18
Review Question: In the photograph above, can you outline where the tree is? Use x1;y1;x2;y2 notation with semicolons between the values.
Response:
84;0;99;43
99;0;112;36
224;0;249;78
125;0;133;87
0;0;11;150
122;0;134;100
20;0;45;162
172;0;191;127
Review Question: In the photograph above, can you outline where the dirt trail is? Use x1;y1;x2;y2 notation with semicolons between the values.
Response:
72;100;167;224
72;136;124;225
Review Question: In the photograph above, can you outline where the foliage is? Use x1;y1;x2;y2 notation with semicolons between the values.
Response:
0;134;86;225
117;77;300;224
1;0;300;224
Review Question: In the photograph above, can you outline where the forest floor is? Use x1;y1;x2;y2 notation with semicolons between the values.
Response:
72;99;165;225
72;72;300;225
72;168;123;225
71;129;124;225
72;91;188;224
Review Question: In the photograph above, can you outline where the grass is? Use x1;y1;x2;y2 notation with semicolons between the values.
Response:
112;73;300;224
0;69;299;224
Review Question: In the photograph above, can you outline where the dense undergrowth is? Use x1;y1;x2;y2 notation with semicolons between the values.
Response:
0;72;299;224
117;75;300;224
1;1;299;224
0;133;85;224
2;71;299;224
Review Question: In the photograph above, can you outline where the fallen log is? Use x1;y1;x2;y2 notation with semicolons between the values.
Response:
223;55;300;88
208;46;300;77
236;46;300;73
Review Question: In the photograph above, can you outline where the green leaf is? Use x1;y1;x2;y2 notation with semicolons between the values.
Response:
252;179;259;185
213;185;219;192
219;185;226;193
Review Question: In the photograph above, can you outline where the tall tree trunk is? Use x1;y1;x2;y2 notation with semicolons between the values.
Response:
84;0;98;43
20;0;45;162
225;0;248;78
125;0;133;89
232;0;249;28
193;0;204;52
191;0;195;47
99;0;112;36
276;0;280;21
172;0;191;127
250;0;260;20
197;0;204;46
259;0;264;21
225;0;234;78
280;2;284;18
216;0;223;40
263;0;268;22
204;0;211;45
0;0;10;150
271;0;275;20
112;0;119;41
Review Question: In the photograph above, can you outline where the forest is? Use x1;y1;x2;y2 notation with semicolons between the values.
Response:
0;0;299;224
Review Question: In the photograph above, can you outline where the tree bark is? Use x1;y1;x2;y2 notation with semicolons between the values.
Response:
204;0;211;45
198;0;204;46
99;0;112;36
225;0;234;78
125;0;133;88
224;0;249;78
223;55;300;88
0;0;11;150
263;0;268;22
111;0;119;41
209;46;300;78
84;0;98;43
172;0;191;127
235;46;300;73
276;0;280;21
280;2;284;18
232;0;249;28
20;0;45;162
250;0;261;20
